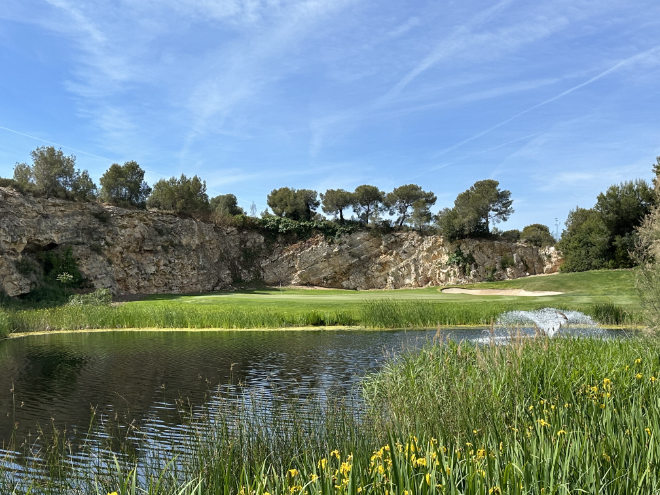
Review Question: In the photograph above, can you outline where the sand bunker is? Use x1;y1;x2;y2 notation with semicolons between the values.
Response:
442;288;563;297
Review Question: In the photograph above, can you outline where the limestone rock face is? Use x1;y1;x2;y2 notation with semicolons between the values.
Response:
0;187;561;296
261;231;560;290
0;187;265;296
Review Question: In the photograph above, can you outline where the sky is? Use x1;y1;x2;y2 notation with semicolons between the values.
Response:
1;0;660;233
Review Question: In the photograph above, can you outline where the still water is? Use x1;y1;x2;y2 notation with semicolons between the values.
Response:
0;329;445;448
0;327;624;478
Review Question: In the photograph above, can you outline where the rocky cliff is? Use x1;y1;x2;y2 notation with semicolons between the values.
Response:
0;187;561;296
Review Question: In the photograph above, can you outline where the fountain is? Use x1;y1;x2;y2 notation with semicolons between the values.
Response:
486;308;603;341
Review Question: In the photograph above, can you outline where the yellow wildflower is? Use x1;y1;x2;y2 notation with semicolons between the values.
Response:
603;378;612;388
288;469;299;478
377;465;385;475
108;492;119;495
445;467;451;475
646;428;652;436
426;473;431;485
309;474;319;482
537;418;550;428
416;457;427;467
636;373;643;380
340;462;352;477
476;448;487;460
650;376;657;383
489;487;502;495
635;358;642;365
557;430;566;436
528;405;534;411
330;450;340;459
318;458;327;469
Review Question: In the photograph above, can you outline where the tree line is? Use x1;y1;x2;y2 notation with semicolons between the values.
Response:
7;145;625;250
557;163;658;271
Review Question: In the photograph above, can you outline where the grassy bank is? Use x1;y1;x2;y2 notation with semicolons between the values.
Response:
5;336;659;494
0;270;642;335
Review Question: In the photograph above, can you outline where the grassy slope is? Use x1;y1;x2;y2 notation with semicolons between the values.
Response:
3;270;641;334
129;269;638;315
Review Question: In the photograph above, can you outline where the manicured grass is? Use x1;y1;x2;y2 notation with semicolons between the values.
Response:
2;270;642;334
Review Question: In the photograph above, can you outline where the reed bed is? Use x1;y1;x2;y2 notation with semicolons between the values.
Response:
2;299;640;335
4;304;358;333
2;337;658;494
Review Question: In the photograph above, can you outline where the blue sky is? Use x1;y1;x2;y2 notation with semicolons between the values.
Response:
1;0;660;232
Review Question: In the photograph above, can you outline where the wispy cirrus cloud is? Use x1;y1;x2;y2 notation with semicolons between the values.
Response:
434;44;660;158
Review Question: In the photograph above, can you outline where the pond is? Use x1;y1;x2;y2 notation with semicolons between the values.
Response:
0;327;625;481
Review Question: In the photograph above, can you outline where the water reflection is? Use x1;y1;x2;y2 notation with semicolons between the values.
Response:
0;330;438;448
0;327;627;479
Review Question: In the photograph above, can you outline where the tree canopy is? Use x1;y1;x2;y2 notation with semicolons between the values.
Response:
267;187;319;221
352;185;384;224
557;208;610;272
321;189;353;222
146;174;209;215
520;224;555;247
385;184;436;227
437;179;513;239
12;146;97;200
210;194;245;217
99;161;152;208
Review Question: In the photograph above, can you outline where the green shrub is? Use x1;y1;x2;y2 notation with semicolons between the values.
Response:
258;216;361;240
499;254;515;270
38;247;83;287
447;247;475;274
67;288;113;306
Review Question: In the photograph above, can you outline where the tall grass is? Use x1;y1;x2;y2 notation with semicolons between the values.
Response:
362;336;660;493
3;299;641;335
4;304;358;333
2;337;659;494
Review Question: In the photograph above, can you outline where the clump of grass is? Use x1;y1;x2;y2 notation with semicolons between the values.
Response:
360;300;519;328
587;302;633;325
361;337;660;493
0;309;9;338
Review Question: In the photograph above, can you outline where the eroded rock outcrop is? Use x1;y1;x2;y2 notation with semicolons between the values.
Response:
0;187;561;296
261;231;560;289
0;187;265;296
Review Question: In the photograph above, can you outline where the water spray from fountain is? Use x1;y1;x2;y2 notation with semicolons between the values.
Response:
487;308;604;342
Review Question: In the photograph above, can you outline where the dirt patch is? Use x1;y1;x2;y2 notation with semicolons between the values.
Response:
442;288;563;296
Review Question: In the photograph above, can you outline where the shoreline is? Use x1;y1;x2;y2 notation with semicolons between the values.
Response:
5;323;641;339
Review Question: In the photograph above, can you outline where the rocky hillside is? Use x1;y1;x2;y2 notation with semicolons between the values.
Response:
0;187;560;296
